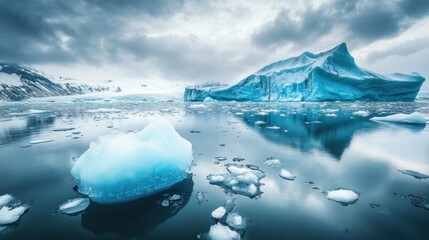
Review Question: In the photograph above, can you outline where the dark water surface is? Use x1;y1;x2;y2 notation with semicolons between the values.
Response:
0;95;428;239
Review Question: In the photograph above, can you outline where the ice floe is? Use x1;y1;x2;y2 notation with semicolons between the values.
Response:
326;189;359;205
0;194;13;208
207;164;265;198
211;206;227;219
57;198;90;215
278;169;296;181
30;139;54;145
371;112;426;125
71;119;193;203
207;222;240;240
0;205;29;225
398;170;429;179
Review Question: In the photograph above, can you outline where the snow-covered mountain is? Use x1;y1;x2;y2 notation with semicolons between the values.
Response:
184;43;425;102
0;63;121;101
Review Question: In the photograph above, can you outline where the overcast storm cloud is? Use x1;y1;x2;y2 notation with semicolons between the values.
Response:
0;0;428;87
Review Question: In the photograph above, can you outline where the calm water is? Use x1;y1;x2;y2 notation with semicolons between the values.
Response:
0;95;429;239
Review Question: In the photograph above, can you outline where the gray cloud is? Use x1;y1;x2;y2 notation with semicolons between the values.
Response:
252;0;429;48
367;37;429;62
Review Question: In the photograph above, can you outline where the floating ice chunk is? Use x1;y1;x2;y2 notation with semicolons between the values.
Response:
266;126;280;130
189;104;208;109
207;164;265;198
226;213;246;230
169;194;181;201
57;198;90;215
161;200;170;207
352;110;370;117
207;222;240;240
9;109;51;116
71;119;193;204
196;192;208;204
0;205;29;225
398;170;429;179
86;108;122;113
263;158;281;167
211;206;227;219
0;194;13;208
371;112;426;125
408;195;429;211
278;169;296;181
256;111;268;116
53;127;76;132
30;139;54;144
326;189;359;205
235;112;243;116
254;121;265;125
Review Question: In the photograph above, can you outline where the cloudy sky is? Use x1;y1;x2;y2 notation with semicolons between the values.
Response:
1;0;428;89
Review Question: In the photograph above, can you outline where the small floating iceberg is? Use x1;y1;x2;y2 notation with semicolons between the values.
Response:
207;222;240;240
57;198;90;215
0;194;13;207
226;213;246;230
71;119;193;204
207;164;265;198
211;206;227;219
0;205;29;225
370;112;426;125
326;189;359;205
278;169;296;181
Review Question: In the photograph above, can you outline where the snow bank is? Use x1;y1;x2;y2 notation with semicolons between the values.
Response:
71;119;193;203
371;112;426;125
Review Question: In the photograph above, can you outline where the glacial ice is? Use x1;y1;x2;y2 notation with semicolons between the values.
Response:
226;213;245;230
184;43;425;102
207;164;265;198
326;189;359;205
57;198;90;215
71;119;193;203
207;222;240;240
211;206;227;219
371;112;426;125
0;194;13;207
278;169;296;181
0;205;29;225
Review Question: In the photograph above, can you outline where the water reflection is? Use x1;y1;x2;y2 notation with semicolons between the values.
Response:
0;115;55;145
80;177;194;239
240;111;376;159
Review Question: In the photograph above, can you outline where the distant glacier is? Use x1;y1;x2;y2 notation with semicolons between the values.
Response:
184;43;425;102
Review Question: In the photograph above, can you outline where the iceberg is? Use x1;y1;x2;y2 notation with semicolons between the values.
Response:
57;198;90;215
184;43;425;102
71;119;193;204
370;112;426;125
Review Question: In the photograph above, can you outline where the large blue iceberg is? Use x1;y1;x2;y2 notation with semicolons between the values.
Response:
71;120;193;204
184;43;425;102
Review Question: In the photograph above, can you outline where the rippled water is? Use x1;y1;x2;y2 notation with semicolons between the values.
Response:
0;94;428;239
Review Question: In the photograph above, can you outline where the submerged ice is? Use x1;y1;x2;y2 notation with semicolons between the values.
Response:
57;198;90;215
71;119;193;203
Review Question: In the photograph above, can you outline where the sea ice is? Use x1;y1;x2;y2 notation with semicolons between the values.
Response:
278;169;296;181
370;112;426;125
71;119;193;203
53;127;76;132
86;108;122;113
263;158;282;167
352;110;370;117
226;213;245;230
207;222;240;240
207;164;265;198
0;205;29;225
326;189;359;205
398;170;429;179
30;139;54;144
211;206;227;219
57;198;90;215
0;194;13;207
196;191;208;204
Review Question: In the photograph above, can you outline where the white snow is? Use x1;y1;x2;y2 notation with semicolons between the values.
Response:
278;169;296;181
0;72;22;86
326;189;359;205
371;112;426;125
0;194;13;208
71;119;193;203
0;205;29;225
208;222;240;240
211;206;227;219
57;198;90;215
